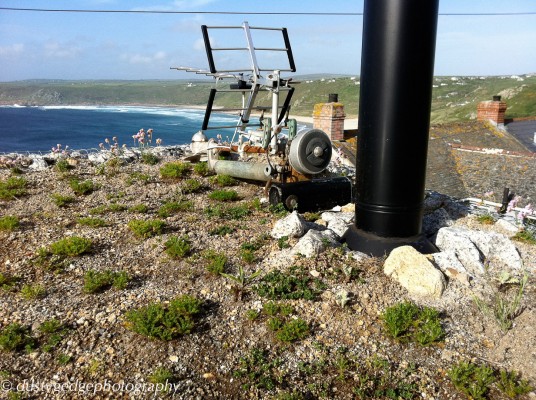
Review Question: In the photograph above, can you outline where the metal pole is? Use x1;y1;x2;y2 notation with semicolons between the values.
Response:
344;0;439;256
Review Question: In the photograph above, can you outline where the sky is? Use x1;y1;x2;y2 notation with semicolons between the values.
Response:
0;0;535;81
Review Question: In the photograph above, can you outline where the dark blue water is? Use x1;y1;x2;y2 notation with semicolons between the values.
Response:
0;105;238;153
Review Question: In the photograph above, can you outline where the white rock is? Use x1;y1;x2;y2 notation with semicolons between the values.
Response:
28;158;48;171
270;211;308;239
348;250;370;263
88;152;108;164
494;219;519;236
327;217;350;238
466;230;522;270
432;250;467;275
321;211;354;224
384;246;447;298
291;229;340;258
432;251;472;285
435;227;484;275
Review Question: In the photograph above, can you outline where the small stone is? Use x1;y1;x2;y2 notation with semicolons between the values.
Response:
202;372;215;380
310;270;320;278
271;211;308;239
169;355;179;363
384;246;447;298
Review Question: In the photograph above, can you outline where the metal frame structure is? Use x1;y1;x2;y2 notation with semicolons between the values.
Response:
171;21;296;152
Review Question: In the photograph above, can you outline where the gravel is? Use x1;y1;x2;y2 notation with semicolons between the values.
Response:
1;154;535;400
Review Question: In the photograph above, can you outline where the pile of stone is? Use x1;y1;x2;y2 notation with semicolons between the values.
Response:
269;191;530;299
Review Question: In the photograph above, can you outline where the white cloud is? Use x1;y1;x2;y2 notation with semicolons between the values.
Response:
44;42;81;59
121;51;168;65
0;43;25;57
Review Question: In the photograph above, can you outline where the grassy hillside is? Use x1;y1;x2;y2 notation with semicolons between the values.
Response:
1;74;535;123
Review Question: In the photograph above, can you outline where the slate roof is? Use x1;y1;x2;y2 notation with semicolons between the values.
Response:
505;119;536;152
333;120;536;203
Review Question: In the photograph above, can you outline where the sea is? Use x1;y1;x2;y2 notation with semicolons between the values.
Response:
0;105;239;154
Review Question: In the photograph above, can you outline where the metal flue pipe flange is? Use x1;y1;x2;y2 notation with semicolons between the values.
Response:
288;129;332;175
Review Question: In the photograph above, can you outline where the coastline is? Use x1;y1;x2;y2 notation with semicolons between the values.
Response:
0;102;359;129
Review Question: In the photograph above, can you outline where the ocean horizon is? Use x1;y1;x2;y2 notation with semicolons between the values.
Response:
0;105;239;154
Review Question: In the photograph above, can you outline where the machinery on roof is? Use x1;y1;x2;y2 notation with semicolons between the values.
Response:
171;21;352;212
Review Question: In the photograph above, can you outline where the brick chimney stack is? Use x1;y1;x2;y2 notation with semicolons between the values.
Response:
477;95;507;126
313;94;346;141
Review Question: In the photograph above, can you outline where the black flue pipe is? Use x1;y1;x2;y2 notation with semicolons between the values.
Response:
344;0;439;256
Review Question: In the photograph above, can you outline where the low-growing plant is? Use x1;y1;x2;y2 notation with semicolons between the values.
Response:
0;215;20;231
164;236;191;259
141;152;160;165
254;266;326;301
107;203;127;212
158;200;193;217
20;284;46;300
128;219;166;239
0;177;28;200
448;361;495;400
69;178;95;196
266;316;284;332
50;236;92;257
202;250;227;275
160;161;191;180
128;204;149;213
148;367;175;387
0;323;37;352
233;348;281;390
496;369;533;398
269;203;289;218
476;213;496;225
512;229;536;245
88;203;126;215
381;301;444;345
125;172;152;186
221;265;262;301
277;236;290;250
209;189;239;202
58;353;72;365
193;161;210;177
55;159;72;173
246;309;260;321
182;179;204;194
209;225;235;236
89;205;109;215
125;295;202;340
76;217;107;228
335;289;351;309
303;212;321;222
39;319;69;352
353;355;419;399
275;318;309;343
204;204;251;220
240;248;256;264
32;247;69;272
473;274;528;332
0;272;20;291
262;301;280;317
211;174;237;187
51;193;76;208
83;269;130;293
